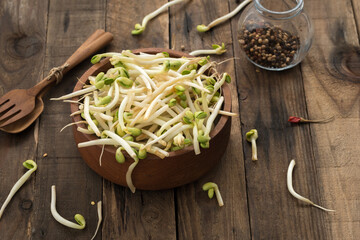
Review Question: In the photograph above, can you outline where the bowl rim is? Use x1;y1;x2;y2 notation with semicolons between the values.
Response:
70;48;232;160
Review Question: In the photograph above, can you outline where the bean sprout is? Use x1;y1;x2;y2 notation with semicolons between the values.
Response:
127;158;139;193
50;185;86;229
91;201;102;240
0;160;37;220
202;182;224;207
287;160;335;212
131;0;189;35
197;0;252;32
190;43;226;56
54;50;235;192
246;129;258;161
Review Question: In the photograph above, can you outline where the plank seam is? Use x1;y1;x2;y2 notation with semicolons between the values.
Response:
228;0;252;239
29;0;51;239
174;190;179;240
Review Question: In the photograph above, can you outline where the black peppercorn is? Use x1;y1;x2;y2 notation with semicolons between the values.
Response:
238;23;300;69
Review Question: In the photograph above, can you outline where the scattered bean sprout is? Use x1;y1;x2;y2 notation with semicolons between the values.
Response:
131;0;189;35
54;50;234;192
246;129;258;161
91;201;102;240
202;182;224;206
0;160;37;220
197;0;252;32
287;160;335;212
50;185;86;229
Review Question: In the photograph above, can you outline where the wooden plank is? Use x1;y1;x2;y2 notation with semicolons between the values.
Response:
103;1;176;239
229;0;333;239
0;0;48;239
350;0;360;39
170;1;251;239
301;0;360;239
30;0;106;239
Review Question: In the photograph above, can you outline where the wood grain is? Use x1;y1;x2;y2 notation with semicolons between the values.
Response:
0;0;358;239
0;0;47;239
301;0;360;239
30;0;106;239
230;0;333;239
103;1;175;239
170;0;251;239
352;0;360;39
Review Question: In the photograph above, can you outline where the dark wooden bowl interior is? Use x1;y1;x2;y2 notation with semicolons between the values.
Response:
71;48;232;190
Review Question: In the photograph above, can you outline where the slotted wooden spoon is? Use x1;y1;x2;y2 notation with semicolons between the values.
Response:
0;29;113;133
0;85;49;133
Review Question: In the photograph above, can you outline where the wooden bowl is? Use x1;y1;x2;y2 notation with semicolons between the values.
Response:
71;48;232;190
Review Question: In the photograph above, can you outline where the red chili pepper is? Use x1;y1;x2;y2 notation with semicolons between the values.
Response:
288;115;334;124
288;116;302;123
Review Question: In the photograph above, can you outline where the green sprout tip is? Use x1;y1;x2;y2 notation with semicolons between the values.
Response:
197;24;210;32
91;55;104;64
116;147;125;163
131;23;145;35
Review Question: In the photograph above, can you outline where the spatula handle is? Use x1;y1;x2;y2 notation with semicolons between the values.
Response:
27;29;113;96
63;31;113;74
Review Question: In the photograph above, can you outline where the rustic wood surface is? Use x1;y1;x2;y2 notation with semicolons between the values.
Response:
0;0;359;239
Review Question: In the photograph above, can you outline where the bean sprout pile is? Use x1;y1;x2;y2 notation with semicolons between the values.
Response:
53;50;235;192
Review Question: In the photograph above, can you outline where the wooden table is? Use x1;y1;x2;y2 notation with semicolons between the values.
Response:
0;0;359;239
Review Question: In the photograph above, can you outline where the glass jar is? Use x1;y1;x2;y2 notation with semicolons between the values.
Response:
237;0;313;71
